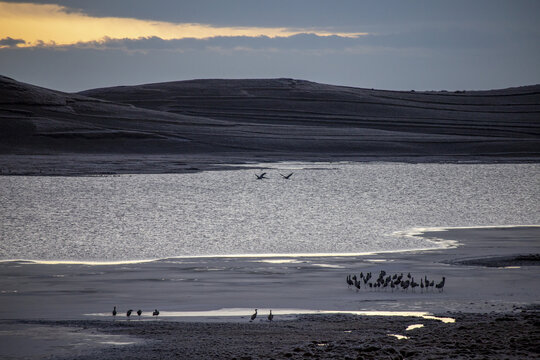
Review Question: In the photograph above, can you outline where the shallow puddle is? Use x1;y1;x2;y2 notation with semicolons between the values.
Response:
86;308;455;323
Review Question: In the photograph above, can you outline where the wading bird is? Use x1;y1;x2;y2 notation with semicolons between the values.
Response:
346;275;354;288
112;306;117;318
436;277;446;292
153;309;160;317
250;309;258;322
126;309;133;319
137;309;142;319
268;310;274;321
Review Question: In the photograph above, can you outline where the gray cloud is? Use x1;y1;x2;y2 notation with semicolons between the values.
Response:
0;37;26;47
36;26;539;54
2;0;539;29
67;34;360;52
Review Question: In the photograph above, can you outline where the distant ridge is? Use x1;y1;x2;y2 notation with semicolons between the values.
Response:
1;75;539;174
80;78;540;138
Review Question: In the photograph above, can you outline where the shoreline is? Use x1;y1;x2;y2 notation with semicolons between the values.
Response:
1;224;538;265
0;154;539;177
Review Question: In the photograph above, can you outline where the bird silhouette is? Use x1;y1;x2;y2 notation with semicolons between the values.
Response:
411;278;419;291
346;275;354;288
280;172;293;179
126;309;133;319
137;309;142;319
354;279;361;291
268;310;274;322
153;309;160;317
112;306;117;318
250;309;258;322
436;277;446;292
255;173;267;180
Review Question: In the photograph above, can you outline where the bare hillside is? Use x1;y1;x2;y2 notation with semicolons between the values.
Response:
1;76;539;173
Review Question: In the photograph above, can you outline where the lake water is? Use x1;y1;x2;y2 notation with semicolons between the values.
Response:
0;162;538;262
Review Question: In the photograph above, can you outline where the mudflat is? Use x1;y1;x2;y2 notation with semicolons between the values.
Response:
0;226;538;359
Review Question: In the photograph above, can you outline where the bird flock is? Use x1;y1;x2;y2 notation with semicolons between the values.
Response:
346;270;446;293
112;306;160;320
250;308;274;322
255;172;293;180
112;307;274;322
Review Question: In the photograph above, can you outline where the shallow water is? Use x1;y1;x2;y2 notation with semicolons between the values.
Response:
0;162;538;262
85;308;455;323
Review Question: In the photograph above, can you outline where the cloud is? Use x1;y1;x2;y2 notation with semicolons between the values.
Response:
0;36;25;48
0;1;366;48
62;34;363;53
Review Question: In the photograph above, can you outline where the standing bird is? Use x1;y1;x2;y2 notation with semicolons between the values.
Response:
255;173;268;180
411;278;419;291
137;309;142;319
268;310;274;322
436;277;446;292
112;306;117;318
354;279;361;292
153;309;160;317
280;173;293;179
346;275;354;288
250;309;258;322
126;309;133;319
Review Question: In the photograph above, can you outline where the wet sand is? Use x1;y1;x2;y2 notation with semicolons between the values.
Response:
3;310;537;360
0;226;539;359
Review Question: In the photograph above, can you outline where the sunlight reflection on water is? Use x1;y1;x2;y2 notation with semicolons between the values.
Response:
85;308;456;323
1;162;538;261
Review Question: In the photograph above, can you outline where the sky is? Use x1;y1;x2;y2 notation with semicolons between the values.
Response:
1;0;539;92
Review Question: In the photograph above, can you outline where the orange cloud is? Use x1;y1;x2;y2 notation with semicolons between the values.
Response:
0;2;367;47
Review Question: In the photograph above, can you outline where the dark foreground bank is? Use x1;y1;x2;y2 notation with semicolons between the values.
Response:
3;310;539;360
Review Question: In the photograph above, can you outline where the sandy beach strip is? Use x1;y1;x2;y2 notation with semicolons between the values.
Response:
0;225;539;359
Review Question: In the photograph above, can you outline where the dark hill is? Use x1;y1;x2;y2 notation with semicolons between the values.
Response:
80;78;540;139
1;76;539;174
0;75;231;155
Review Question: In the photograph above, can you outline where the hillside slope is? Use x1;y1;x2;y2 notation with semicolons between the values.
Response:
0;75;231;155
1;76;539;174
81;78;540;140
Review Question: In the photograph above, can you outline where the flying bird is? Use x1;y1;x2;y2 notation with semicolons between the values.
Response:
280;172;293;179
255;172;268;180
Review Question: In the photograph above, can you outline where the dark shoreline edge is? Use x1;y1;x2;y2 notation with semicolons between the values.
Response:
0;154;539;176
